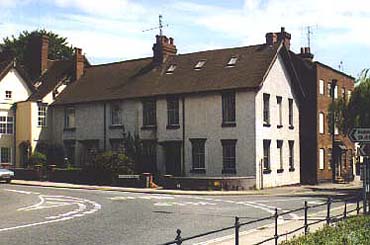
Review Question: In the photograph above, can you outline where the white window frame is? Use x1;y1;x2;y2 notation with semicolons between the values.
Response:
319;112;324;134
110;103;122;126
319;148;325;170
5;90;12;99
0;116;13;135
37;103;47;127
0;147;11;163
319;80;324;95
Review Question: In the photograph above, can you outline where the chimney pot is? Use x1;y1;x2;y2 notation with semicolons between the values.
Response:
152;35;177;65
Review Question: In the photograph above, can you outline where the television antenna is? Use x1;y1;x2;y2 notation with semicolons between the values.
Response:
305;25;318;49
142;14;168;36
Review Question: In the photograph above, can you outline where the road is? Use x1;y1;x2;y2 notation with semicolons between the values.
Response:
0;183;358;245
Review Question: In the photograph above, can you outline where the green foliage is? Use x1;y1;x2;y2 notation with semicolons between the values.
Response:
280;216;370;245
327;96;347;134
29;151;47;166
346;69;370;128
0;29;74;66
93;151;135;175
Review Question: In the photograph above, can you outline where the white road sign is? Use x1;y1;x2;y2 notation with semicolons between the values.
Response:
349;128;370;142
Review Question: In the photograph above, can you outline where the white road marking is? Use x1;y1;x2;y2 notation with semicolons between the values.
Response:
154;201;217;207
4;189;40;195
2;190;101;232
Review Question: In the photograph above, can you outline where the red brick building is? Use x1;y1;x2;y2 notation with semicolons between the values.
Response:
293;48;355;184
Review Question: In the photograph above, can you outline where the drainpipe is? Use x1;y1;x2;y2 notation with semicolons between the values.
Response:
12;103;17;168
103;103;107;151
182;96;185;177
331;79;337;183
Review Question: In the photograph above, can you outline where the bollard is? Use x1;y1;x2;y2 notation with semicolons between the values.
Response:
235;216;240;245
304;201;308;235
326;197;331;225
274;208;279;245
343;200;347;219
175;229;182;245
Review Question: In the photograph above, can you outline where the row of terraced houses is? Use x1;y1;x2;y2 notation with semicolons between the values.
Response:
0;28;355;189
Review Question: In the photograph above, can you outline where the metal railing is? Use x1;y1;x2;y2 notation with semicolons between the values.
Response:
160;196;363;245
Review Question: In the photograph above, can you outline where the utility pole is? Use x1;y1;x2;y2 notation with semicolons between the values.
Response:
331;79;337;183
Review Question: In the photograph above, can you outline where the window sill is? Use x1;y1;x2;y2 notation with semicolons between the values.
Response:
263;169;272;174
277;125;283;129
289;125;294;130
190;169;206;174
289;167;295;172
141;125;157;130
277;168;284;173
166;124;180;130
64;127;76;132
222;168;236;174
263;123;271;127
222;122;236;128
109;125;124;129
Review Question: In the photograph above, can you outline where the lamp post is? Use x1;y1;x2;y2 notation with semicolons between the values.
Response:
331;79;337;183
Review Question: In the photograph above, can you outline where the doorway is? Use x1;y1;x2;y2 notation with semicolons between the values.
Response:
164;142;182;176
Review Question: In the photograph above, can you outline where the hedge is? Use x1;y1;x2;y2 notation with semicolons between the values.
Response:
280;215;370;245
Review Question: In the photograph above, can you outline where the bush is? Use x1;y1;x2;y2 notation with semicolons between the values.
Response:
280;216;370;245
93;151;135;175
29;151;47;166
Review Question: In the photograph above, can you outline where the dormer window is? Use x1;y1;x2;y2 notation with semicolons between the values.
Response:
166;64;176;74
34;81;42;89
5;91;12;99
194;60;206;70
226;57;238;67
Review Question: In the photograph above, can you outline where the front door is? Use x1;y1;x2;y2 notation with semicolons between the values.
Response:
164;142;182;176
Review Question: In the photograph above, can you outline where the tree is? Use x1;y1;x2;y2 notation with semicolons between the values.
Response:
0;29;74;66
328;69;370;134
346;69;370;129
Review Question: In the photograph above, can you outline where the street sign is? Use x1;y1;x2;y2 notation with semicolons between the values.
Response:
360;144;370;156
349;128;370;143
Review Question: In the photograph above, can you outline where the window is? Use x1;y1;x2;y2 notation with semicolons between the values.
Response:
111;103;122;125
334;124;339;135
37;103;47;127
263;93;270;126
64;107;75;129
277;140;283;172
0;116;13;134
5;91;12;99
319;80;325;95
263;140;271;173
0;147;10;163
222;92;236;126
142;99;156;127
277;96;282;127
167;97;179;127
288;98;293;128
319;112;324;134
334;85;338;99
194;60;206;70
327;82;331;97
190;139;206;173
327;148;332;169
221;139;237;174
319;148;325;170
289;140;294;171
226;57;238;67
166;64;176;74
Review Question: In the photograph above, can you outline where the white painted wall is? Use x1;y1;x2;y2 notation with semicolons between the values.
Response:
0;68;32;165
255;55;300;189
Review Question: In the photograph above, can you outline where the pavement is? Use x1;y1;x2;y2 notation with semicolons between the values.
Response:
11;179;363;197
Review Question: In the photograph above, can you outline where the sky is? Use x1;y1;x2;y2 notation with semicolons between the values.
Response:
1;0;369;78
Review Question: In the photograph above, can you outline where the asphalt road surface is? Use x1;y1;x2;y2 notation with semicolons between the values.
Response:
0;184;356;245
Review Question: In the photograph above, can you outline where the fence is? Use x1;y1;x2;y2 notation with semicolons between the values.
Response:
160;196;363;245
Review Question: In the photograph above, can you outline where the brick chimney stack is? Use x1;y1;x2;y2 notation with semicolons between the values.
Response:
152;35;177;65
298;47;314;61
25;34;49;79
73;47;84;81
265;27;291;49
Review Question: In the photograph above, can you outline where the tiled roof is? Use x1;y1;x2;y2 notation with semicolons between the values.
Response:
28;60;73;101
0;57;35;92
53;43;282;105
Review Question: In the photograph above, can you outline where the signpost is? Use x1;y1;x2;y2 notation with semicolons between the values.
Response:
349;127;370;214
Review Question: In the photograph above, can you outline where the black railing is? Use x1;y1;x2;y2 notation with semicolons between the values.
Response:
160;196;363;245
